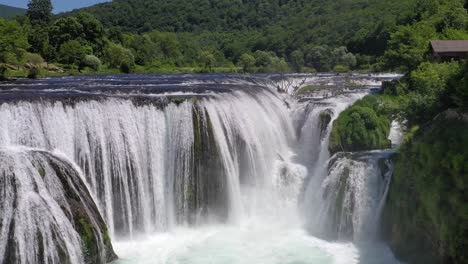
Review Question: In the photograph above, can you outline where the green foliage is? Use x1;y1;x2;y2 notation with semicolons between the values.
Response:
329;95;394;153
303;45;356;72
383;24;437;71
103;42;135;71
81;55;101;71
295;85;320;95
199;51;216;71
238;53;256;73
0;18;29;63
452;62;468;109
404;61;463;124
0;64;7;80
24;52;43;66
27;0;52;25
27;67;41;78
290;50;304;72
59;40;88;65
383;115;468;263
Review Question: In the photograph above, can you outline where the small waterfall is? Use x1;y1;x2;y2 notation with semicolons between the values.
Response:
304;151;394;241
294;86;397;243
0;147;116;264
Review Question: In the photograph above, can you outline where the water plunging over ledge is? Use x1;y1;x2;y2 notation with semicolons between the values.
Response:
0;73;401;264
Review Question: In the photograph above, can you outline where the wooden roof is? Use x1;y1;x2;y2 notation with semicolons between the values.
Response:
431;40;468;53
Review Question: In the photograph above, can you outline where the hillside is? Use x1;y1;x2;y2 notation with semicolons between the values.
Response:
70;0;419;56
0;4;26;19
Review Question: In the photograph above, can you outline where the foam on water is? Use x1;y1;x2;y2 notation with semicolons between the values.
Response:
113;224;359;264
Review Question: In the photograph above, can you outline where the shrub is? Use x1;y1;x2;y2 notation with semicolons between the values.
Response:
24;53;44;66
329;95;394;153
0;64;7;80
27;67;41;79
81;55;101;71
59;40;87;65
120;61;132;73
333;65;349;73
103;42;135;70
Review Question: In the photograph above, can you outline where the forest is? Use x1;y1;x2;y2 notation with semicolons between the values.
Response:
1;0;466;78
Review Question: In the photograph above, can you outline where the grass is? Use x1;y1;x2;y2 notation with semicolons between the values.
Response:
1;64;243;79
295;85;322;95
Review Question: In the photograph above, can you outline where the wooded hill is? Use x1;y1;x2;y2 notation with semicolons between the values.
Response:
69;0;418;57
0;4;26;19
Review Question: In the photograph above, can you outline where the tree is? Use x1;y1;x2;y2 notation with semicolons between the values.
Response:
239;53;256;73
383;24;437;71
76;12;105;54
49;17;84;49
304;45;332;72
27;26;50;58
254;50;273;68
103;42;135;72
59;40;87;65
290;50;304;72
0;18;29;64
199;51;216;71
27;0;53;25
128;34;160;65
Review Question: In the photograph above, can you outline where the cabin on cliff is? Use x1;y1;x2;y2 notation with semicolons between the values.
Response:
430;40;468;61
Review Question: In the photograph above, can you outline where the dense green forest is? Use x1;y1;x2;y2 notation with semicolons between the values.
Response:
1;0;466;78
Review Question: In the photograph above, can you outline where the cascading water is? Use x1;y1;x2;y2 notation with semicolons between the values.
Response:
0;147;116;264
0;73;401;264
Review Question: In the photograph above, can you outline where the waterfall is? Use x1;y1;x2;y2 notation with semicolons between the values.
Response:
0;85;301;238
0;147;115;264
294;87;397;243
303;151;395;241
0;74;402;264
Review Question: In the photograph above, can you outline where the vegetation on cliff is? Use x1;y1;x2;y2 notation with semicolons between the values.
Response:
328;95;396;153
382;112;468;264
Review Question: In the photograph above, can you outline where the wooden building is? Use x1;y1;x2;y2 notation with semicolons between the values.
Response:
430;40;468;61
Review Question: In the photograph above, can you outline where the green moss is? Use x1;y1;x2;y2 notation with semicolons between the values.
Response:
329;94;394;153
78;218;94;253
103;229;111;245
38;167;46;178
296;85;321;95
344;82;361;88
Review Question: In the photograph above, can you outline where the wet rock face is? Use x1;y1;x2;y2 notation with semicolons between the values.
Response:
0;149;117;264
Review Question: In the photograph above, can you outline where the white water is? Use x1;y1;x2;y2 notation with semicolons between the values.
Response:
113;224;358;264
0;75;400;264
0;147;111;264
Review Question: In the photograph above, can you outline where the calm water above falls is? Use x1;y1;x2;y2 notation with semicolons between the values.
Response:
0;73;401;264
